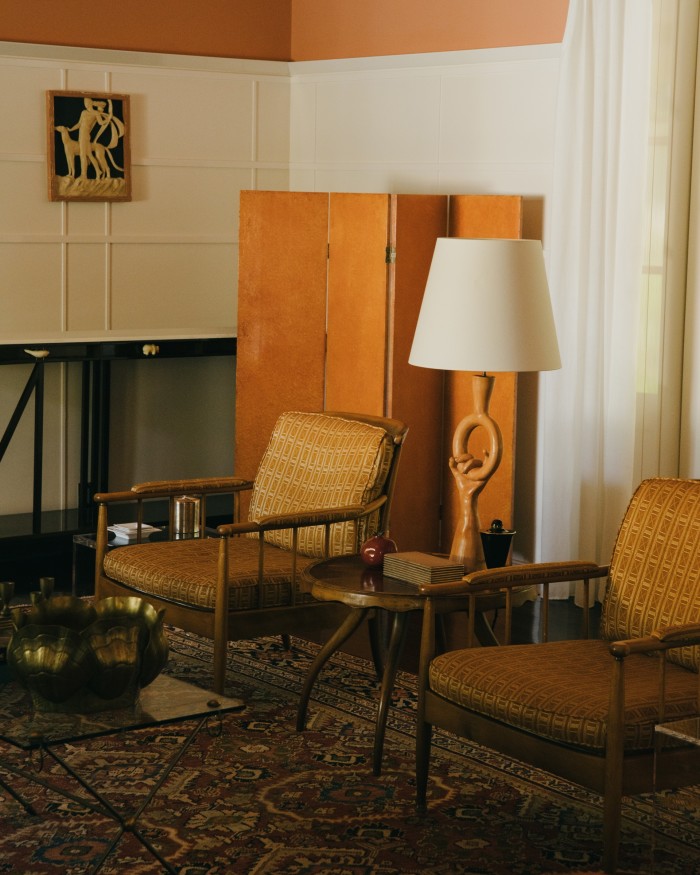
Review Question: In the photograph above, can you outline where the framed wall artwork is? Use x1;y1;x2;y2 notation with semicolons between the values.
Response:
46;90;131;202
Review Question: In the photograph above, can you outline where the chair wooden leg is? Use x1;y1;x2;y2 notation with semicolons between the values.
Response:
416;717;432;813
602;790;621;873
417;599;437;812
213;538;229;694
603;655;625;873
212;638;226;695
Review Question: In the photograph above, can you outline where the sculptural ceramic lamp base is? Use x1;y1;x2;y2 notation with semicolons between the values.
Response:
449;373;503;570
8;595;169;713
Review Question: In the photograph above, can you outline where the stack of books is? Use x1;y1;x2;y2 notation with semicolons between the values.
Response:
382;551;465;585
108;522;162;545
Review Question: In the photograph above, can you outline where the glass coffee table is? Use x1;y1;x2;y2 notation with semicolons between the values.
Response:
0;674;245;874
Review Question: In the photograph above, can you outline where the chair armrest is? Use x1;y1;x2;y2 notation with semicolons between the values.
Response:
94;478;253;505
94;490;143;504
610;622;700;657
130;476;254;496
418;560;606;597
216;500;381;537
415;560;606;646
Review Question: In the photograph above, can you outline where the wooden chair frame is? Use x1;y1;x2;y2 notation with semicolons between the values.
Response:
94;412;408;693
416;561;700;873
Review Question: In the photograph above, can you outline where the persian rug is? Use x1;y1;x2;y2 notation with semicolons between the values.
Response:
1;629;699;875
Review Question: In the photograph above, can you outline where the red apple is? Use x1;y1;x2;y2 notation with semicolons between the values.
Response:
360;533;397;567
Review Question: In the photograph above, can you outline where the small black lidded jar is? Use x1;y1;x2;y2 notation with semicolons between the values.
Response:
480;519;515;568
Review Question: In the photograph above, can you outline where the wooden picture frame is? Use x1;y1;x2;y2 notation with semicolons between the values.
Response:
47;90;131;202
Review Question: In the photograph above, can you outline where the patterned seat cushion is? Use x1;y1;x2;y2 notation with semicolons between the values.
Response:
429;639;699;752
248;411;395;557
429;479;700;753
103;536;317;611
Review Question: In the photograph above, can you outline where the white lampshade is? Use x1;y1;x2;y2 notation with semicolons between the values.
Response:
409;238;561;373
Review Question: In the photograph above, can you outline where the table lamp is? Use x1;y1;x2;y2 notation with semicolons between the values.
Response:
409;237;561;570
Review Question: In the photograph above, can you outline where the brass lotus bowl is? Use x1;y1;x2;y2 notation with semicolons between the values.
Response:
15;594;98;631
8;595;169;713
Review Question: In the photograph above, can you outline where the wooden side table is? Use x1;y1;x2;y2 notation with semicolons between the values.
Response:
296;554;475;775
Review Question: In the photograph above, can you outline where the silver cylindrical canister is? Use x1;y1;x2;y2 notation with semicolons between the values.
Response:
173;495;201;539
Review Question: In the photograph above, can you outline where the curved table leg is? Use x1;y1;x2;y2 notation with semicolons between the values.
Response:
474;610;500;646
367;610;389;681
372;611;409;776
296;607;370;731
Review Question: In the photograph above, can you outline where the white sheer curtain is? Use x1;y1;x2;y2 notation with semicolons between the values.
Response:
537;0;699;601
537;1;653;598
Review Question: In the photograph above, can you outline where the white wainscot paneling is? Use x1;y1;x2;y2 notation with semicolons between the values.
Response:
113;165;251;238
66;242;107;332
438;164;555;195
288;169;316;190
256;168;290;190
64;70;112;94
313;75;442;165
110;242;236;332
112;70;255;162
0;243;63;338
257;78;291;164
64;200;109;236
0;160;61;235
0;62;63;155
289;81;317;165
439;63;558;165
312;166;442;195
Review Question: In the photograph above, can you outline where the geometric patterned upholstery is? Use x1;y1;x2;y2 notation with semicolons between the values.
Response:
429;639;698;752
248;411;395;557
103;410;397;616
428;478;700;753
104;536;318;611
601;477;700;671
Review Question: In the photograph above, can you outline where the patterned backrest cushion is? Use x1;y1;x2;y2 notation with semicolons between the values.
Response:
247;411;396;558
601;477;700;670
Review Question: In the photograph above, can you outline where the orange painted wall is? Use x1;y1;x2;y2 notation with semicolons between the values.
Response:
292;0;569;60
1;0;568;60
0;0;293;61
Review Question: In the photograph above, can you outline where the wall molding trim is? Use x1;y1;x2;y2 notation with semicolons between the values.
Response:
289;43;561;78
0;40;290;76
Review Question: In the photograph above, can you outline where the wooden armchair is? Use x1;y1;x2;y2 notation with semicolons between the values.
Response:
94;410;408;694
415;477;700;873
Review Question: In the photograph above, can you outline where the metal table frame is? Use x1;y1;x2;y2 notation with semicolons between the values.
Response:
0;674;245;874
